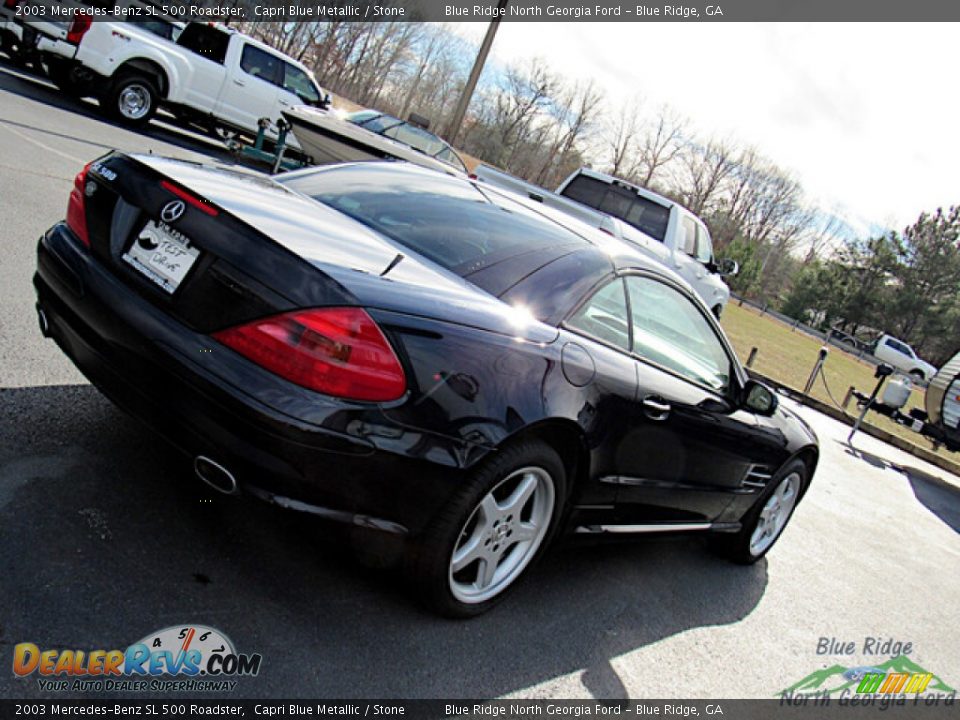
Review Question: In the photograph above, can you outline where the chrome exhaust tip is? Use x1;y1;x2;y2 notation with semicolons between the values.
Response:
194;456;238;495
36;306;50;338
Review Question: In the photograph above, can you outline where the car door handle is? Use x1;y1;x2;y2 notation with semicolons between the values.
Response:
233;79;246;87
279;99;291;107
642;396;671;421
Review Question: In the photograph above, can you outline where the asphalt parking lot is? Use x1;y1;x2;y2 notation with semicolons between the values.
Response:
1;59;958;700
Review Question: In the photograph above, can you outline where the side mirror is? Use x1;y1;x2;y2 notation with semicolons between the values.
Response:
319;92;332;110
716;258;739;277
743;379;778;415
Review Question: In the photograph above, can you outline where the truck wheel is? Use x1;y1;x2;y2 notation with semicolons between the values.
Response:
46;61;83;97
104;73;158;126
1;34;25;67
909;369;925;382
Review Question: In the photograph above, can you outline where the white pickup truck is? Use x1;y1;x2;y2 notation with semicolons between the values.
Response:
8;9;328;147
1;2;181;69
873;334;937;382
474;165;738;317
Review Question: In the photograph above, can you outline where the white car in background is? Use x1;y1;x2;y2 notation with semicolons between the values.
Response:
873;334;937;381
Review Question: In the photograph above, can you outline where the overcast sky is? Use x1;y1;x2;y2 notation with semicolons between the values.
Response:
455;22;958;236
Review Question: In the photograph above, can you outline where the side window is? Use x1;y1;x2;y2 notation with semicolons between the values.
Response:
695;224;713;263
566;279;631;351
240;45;282;86
130;19;177;41
680;217;698;256
886;339;910;356
626;276;731;392
283;64;320;103
176;24;229;65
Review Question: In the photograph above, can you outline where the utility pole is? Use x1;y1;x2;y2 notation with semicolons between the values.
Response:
445;0;509;145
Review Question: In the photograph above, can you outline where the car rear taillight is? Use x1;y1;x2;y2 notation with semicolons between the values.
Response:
66;161;93;247
213;308;407;402
66;15;92;44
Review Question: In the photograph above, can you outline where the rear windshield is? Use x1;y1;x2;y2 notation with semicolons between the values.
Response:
279;164;587;276
562;175;670;242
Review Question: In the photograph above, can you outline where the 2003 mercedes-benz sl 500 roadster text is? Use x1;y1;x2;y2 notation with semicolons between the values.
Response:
34;155;818;616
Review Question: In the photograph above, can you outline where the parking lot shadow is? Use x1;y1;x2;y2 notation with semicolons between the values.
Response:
841;441;960;534
0;59;236;164
1;384;769;699
901;466;960;534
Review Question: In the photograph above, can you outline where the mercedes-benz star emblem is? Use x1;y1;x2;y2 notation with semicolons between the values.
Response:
161;200;186;223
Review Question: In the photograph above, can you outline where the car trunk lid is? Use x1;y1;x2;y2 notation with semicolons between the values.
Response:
82;154;557;343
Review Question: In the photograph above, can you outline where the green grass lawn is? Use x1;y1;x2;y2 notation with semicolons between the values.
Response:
719;302;955;462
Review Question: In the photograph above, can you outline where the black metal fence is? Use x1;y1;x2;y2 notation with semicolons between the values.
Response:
731;294;881;366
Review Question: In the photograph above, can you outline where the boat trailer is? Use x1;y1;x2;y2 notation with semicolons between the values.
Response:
224;117;308;174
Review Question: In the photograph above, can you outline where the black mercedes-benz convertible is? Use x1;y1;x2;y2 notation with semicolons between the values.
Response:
34;155;818;616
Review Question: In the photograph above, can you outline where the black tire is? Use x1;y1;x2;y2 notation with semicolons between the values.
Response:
103;72;158;126
909;370;925;382
1;35;26;67
406;439;567;618
712;305;723;320
46;61;83;97
716;458;807;565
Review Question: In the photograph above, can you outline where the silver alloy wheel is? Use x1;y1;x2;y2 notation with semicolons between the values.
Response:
749;471;800;556
448;466;555;604
118;83;151;120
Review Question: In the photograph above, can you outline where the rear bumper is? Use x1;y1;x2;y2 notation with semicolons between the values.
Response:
11;22;77;60
33;223;468;536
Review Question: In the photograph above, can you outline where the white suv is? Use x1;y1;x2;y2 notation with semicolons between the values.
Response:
873;334;937;381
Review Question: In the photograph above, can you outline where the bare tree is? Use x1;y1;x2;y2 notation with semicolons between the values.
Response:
532;78;603;186
675;137;738;216
803;211;847;264
600;96;643;178
635;105;688;188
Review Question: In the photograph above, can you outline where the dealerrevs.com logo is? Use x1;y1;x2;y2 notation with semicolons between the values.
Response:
12;625;262;693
